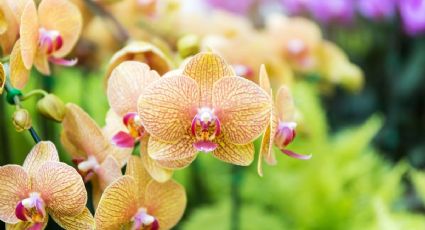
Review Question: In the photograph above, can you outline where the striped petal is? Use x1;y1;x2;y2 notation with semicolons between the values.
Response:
23;141;59;176
156;155;197;169
144;180;186;230
62;104;108;163
148;136;197;161
107;61;160;116
34;162;86;217
50;207;95;230
10;40;30;89
95;176;139;230
276;86;295;122
96;155;122;191
38;0;82;57
0;165;29;224
212;136;254;166
213;76;271;145
125;155;152;205
141;149;173;183
138;75;199;142
183;52;235;105
19;0;38;69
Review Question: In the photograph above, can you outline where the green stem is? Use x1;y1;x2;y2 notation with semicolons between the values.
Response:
231;165;242;230
19;89;48;101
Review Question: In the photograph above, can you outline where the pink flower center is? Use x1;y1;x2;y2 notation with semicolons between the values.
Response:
111;112;146;148
191;107;221;152
274;121;297;149
131;208;159;230
38;28;63;55
15;192;46;224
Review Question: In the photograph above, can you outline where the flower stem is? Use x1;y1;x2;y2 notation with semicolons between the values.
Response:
19;89;48;101
231;165;242;230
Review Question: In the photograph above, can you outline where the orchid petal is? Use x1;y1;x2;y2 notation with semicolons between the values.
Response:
60;131;86;160
107;61;160;116
148;136;197;161
95;176;139;230
141;149;173;183
62;104;108;163
213;76;271;144
259;64;271;96
258;103;279;177
106;144;132;168
0;62;5;94
111;131;135;148
33;49;50;75
125;155;152;204
0;165;29;224
138;75;199;142
5;0;30;23
276;86;295;122
105;41;173;80
156;156;197;169
34;162;86;217
91;176;102;210
213;136;254;166
144;180;186;230
6;216;48;230
50;207;94;230
19;0;38;69
48;57;78;66
183;52;235;105
281;149;312;160
103;109;127;140
38;0;82;58
96;155;122;191
10;40;30;89
23;141;59;176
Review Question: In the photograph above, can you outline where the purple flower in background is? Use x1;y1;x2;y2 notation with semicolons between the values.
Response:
307;0;355;24
358;0;396;21
205;0;256;15
399;0;425;36
281;0;310;15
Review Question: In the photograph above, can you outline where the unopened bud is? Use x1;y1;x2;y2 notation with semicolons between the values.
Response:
177;34;200;58
12;109;32;132
37;94;66;122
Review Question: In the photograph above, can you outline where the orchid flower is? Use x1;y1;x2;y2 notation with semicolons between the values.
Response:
105;61;173;182
10;0;82;88
61;103;131;208
95;155;186;230
0;141;94;230
265;14;321;73
138;52;272;168
257;65;311;177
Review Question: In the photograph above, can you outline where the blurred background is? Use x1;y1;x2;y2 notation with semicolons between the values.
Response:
1;0;425;229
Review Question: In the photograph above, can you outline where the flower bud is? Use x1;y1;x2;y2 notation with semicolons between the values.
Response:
177;34;200;58
37;94;66;122
12;109;32;132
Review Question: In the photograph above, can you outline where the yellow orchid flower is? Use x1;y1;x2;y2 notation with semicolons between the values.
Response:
0;141;94;230
258;65;311;177
10;0;82;88
61;103;131;208
0;62;5;95
95;155;186;230
0;0;20;54
265;14;322;73
105;61;173;183
138;52;272;168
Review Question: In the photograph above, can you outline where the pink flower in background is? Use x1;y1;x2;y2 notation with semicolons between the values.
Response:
307;0;355;24
399;0;425;36
206;0;256;15
358;0;396;21
281;0;310;15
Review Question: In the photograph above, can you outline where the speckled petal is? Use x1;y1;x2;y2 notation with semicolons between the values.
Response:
10;40;30;89
34;161;87;217
62;104;108;163
183;52;235;105
107;61;160;116
19;0;38;69
95;176;139;230
38;0;82;57
213;76;271;144
138;75;199;142
144;180;186;230
50;207;95;230
156;155;197;169
96;155;122;191
0;165;29;224
148;136;197;161
258;104;279;176
213;136;254;166
276;86;295;122
125;155;152;204
23;141;59;176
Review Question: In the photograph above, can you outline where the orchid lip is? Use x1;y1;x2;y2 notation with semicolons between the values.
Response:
193;140;218;152
15;192;46;223
132;208;159;230
281;149;312;160
38;28;63;55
